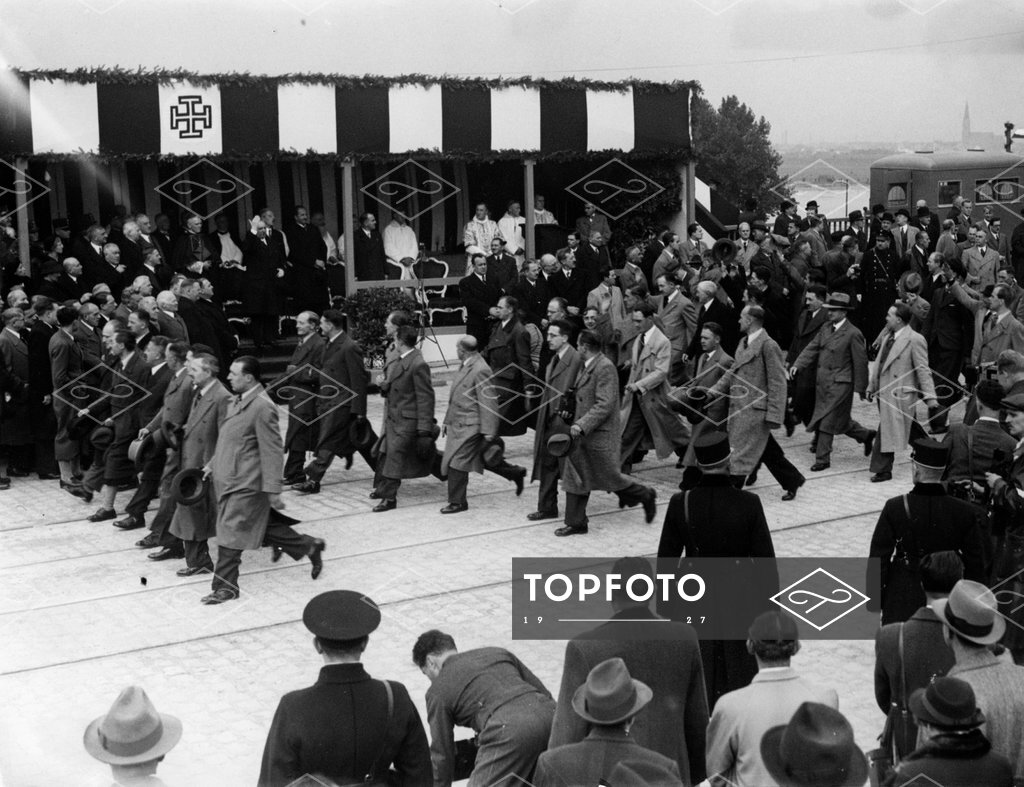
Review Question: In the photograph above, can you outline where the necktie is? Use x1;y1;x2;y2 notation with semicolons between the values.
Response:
190;390;203;414
547;353;560;381
980;247;987;256
878;333;895;368
637;332;646;357
701;352;710;370
741;336;749;350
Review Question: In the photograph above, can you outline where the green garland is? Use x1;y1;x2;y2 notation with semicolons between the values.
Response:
13;66;698;95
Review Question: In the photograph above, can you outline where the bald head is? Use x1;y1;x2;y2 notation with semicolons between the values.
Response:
457;335;478;356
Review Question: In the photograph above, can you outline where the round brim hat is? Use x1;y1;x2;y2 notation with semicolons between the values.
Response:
170;468;208;506
482;436;506;468
303;589;382;640
547;432;574;458
761;703;868;787
348;418;375;450
908;678;984;731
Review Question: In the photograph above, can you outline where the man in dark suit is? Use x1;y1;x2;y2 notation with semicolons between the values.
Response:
44;258;87;304
241;210;288;350
170;214;218;277
292;310;374;494
617;245;650;297
686;280;736;358
555;247;592;313
922;257;972;432
482;296;533;438
260;590;432;786
657;432;777;708
484;237;518;293
89;243;130;295
574;230;611;281
537;657;683;787
72;224;108;287
278;312;325;485
50;305;87;495
353;212;387;282
459;253;501;349
867;439;987;625
118;220;147;276
136;247;172;295
0;307;33;477
26;298;60;478
286;205;329;313
508;259;549;327
152;213;175;262
785;285;829;431
548;557;707;784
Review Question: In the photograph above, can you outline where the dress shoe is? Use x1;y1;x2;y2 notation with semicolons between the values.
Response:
675;458;685;468
37;472;60;480
513;467;526;497
745;472;758;486
372;499;396;513
292;480;321;494
870;472;892;483
176;565;212;577
78;486;94;503
640;488;658;524
527;510;558;521
6;468;30;478
148;546;185;561
440;503;468;514
113;515;144;530
0;477;10;490
809;462;831;472
554;524;588;537
87;508;117;522
781;479;805;502
270;546;283;563
368;490;382;499
201;588;239;605
281;474;306;486
344;454;354;470
135;533;160;549
863;430;877;457
72;473;83;482
308;538;326;579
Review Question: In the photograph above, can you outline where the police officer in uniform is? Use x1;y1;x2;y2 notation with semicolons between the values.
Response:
258;590;432;786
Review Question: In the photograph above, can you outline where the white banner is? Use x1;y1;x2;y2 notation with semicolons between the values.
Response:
30;79;99;154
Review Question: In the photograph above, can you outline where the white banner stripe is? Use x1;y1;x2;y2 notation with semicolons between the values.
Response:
388;84;442;153
490;87;540;151
277;83;337;154
30;80;99;154
158;82;222;156
586;88;634;151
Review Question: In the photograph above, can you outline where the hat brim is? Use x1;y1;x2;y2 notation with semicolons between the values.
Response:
824;303;855;310
171;468;208;507
908;687;984;730
696;447;732;468
932;597;1005;645
571;679;653;726
760;724;869;787
83;713;182;765
348;421;375;450
546;435;574;458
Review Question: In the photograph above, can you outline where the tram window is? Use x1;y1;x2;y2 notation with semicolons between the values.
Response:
975;178;1018;203
886;184;907;208
937;180;961;206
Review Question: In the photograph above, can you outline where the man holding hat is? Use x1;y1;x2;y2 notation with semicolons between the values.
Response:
707;611;838;787
789;291;875;470
259;590;432;786
940;579;1024;779
867;438;986;624
759;702;868;787
84;685;181;786
534;658;680;787
439;335;526;514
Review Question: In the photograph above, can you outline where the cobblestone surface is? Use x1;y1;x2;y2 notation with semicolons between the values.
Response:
0;388;933;786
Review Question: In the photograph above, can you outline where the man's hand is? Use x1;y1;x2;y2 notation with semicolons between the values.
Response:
102;418;114;427
858;391;866;401
569;423;583;438
788;366;798;380
249;216;261;234
269;493;285;510
276;269;285;278
567;306;580;316
985;471;1002;489
138;428;150;439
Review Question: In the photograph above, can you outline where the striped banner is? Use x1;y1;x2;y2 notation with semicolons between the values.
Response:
0;77;690;158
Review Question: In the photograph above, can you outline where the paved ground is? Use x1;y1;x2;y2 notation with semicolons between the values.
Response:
0;385;935;786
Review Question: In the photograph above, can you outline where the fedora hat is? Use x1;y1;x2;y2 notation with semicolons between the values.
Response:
83;686;181;765
90;424;115;453
170;468;208;507
547;432;575;458
761;702;868;787
932;579;1006;645
161;420;183;451
482;436;505;468
823;292;855;310
571;658;653;726
348;417;375;450
909;677;984;731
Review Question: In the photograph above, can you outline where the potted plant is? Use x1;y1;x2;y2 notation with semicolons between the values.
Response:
341;287;419;369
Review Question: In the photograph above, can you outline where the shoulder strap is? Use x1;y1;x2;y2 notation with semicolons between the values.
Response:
897;623;907;707
902;494;911;521
967;426;974;481
362;680;395;783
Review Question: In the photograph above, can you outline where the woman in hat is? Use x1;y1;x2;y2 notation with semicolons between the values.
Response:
892;677;1013;786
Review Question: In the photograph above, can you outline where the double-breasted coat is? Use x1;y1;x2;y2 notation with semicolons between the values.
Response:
563;354;631;495
0;328;31;446
707;331;788;476
377;349;435;479
314;332;369;457
482;317;533;436
672;349;733;469
868;327;936;453
530;346;583;483
441;353;500;476
240;231;287;316
281;333;325;454
170;379;230;542
49;328;83;460
209;385;283;552
792;319;869;435
619;326;690;459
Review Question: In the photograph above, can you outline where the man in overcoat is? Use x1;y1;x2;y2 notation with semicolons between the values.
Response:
460;254;502;349
555;330;657;536
259;591;432;787
440;336;526;514
50;305;86;493
240;210;287;351
528;320;582;521
707;305;805;500
279;311;325;486
285;205;329;313
790;292;875;470
168;353;229;577
785;285;829;431
372;326;435;512
481;295;533;437
0;307;32;477
200;356;325;605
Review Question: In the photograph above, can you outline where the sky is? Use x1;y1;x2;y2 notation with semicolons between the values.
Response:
1;0;1022;146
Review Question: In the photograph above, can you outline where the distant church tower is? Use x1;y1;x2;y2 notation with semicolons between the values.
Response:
962;102;971;146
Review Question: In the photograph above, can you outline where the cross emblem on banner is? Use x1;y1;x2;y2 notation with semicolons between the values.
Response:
169;95;213;139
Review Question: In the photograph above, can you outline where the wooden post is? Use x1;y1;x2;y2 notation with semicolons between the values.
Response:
524;158;536;260
14;157;30;277
685;160;696;227
342;160;356;295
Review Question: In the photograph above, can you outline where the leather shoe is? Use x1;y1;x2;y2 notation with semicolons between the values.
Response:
745;472;758;486
135;533;160;549
870;472;892;483
308;538;326;579
554;524;588;537
37;472;60;480
87;508;117;523
113;515;144;530
270;546;283;563
513;467;526;497
368;490;382;499
281;474;306;486
201;588;238;605
292;480;321;494
344;454;354;470
640;488;657;524
7;468;30;478
0;477;10;489
863;430;877;457
527;510;558;521
148;546;184;561
372;499;396;513
809;462;830;472
675;458;685;468
176;565;212;577
440;503;468;514
781;479;805;501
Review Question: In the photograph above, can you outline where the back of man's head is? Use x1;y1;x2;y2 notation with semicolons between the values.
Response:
747;611;800;665
919;551;964;598
975;379;1006;413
